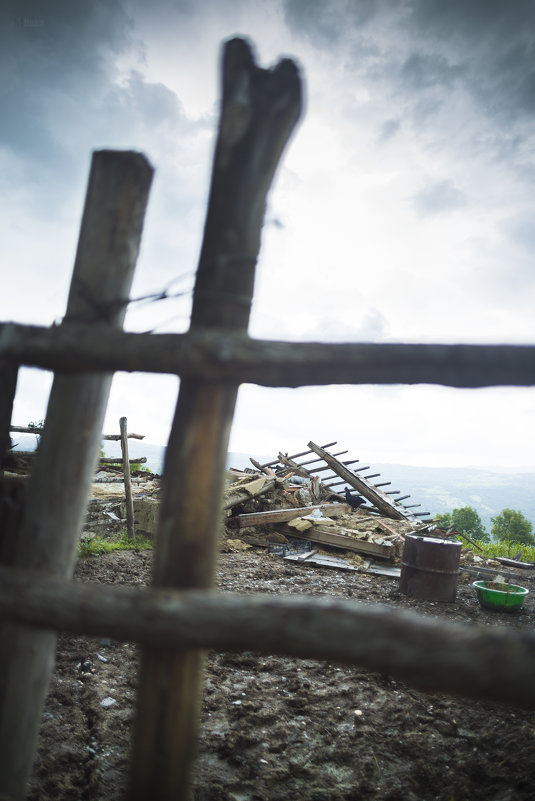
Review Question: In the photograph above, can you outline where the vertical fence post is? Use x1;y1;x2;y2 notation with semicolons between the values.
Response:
0;364;21;565
0;151;153;800
0;364;18;477
128;38;302;801
120;416;135;539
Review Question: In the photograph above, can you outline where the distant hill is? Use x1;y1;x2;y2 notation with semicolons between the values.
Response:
371;463;535;533
11;436;533;536
226;453;535;534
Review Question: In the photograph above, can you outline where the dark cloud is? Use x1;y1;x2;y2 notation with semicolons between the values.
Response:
0;0;200;223
400;52;464;91
283;0;378;46
281;0;535;166
0;1;134;159
407;0;535;122
411;179;466;217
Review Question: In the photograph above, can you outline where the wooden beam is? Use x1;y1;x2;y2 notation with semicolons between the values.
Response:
307;441;420;523
282;524;395;559
9;425;144;439
2;566;535;710
227;503;348;528
223;477;276;510
120;417;134;539
3;324;535;389
0;150;153;801
0;365;18;476
128;38;302;801
292;450;348;467
260;442;337;467
277;452;312;477
99;456;147;465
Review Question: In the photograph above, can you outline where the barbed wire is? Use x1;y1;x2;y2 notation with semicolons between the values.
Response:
61;272;195;326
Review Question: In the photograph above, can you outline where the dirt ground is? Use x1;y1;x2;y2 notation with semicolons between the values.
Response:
28;546;535;801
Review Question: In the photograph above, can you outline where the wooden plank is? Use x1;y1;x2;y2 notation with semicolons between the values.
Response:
120;417;134;539
227;503;348;528
307;441;419;522
282;523;394;559
309;459;359;474
293;450;348;467
223;477;276;510
0;150;153;801
102;432;145;440
375;519;404;538
277;452;312;477
99;456;147;465
3;564;535;710
128;38;302;801
9;426;144;439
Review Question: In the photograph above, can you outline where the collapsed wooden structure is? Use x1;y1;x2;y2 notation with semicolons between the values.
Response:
253;440;431;521
1;36;535;801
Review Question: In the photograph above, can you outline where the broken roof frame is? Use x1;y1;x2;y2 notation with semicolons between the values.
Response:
253;439;429;523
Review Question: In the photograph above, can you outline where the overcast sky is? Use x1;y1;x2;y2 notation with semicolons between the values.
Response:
3;0;535;470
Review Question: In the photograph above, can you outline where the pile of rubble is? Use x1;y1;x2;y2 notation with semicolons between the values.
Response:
221;440;528;584
221;441;434;577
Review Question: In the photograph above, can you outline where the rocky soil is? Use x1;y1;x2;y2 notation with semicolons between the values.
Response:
28;545;535;801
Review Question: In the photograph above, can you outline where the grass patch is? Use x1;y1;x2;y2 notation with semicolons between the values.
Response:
472;540;535;562
78;531;153;557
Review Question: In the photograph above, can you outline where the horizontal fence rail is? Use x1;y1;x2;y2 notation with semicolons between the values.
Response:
1;322;535;387
2;565;535;710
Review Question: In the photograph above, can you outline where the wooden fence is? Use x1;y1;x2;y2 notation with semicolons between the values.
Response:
1;36;535;801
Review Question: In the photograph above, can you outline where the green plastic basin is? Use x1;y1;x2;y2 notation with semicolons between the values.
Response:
473;580;529;612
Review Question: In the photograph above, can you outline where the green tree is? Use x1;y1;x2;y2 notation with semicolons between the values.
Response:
491;509;534;544
28;419;45;447
435;506;489;542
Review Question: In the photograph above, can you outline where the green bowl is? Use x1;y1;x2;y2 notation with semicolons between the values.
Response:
473;580;529;612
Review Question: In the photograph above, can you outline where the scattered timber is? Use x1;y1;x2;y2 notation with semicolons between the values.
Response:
223;477;276;510
227;503;348;528
281;522;395;560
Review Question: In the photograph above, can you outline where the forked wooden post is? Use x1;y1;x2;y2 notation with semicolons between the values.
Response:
0;151;153;800
120;416;135;538
128;38;302;800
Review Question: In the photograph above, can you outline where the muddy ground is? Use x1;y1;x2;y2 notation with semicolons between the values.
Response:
28;546;535;801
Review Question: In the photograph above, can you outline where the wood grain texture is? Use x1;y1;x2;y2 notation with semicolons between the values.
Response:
0;150;153;801
128;38;302;801
1;565;535;710
3;322;535;388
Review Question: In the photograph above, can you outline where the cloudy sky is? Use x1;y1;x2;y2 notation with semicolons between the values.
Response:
2;0;535;470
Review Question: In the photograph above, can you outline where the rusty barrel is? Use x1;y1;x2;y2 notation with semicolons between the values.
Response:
400;534;462;602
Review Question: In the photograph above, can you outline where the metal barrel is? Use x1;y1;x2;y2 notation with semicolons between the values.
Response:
399;534;462;602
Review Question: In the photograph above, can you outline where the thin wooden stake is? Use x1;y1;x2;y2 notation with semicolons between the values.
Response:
0;150;153;801
128;37;301;801
120;416;135;538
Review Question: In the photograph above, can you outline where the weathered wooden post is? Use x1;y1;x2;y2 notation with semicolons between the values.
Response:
120;416;135;538
0;151;153;800
128;38;302;800
0;365;17;476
